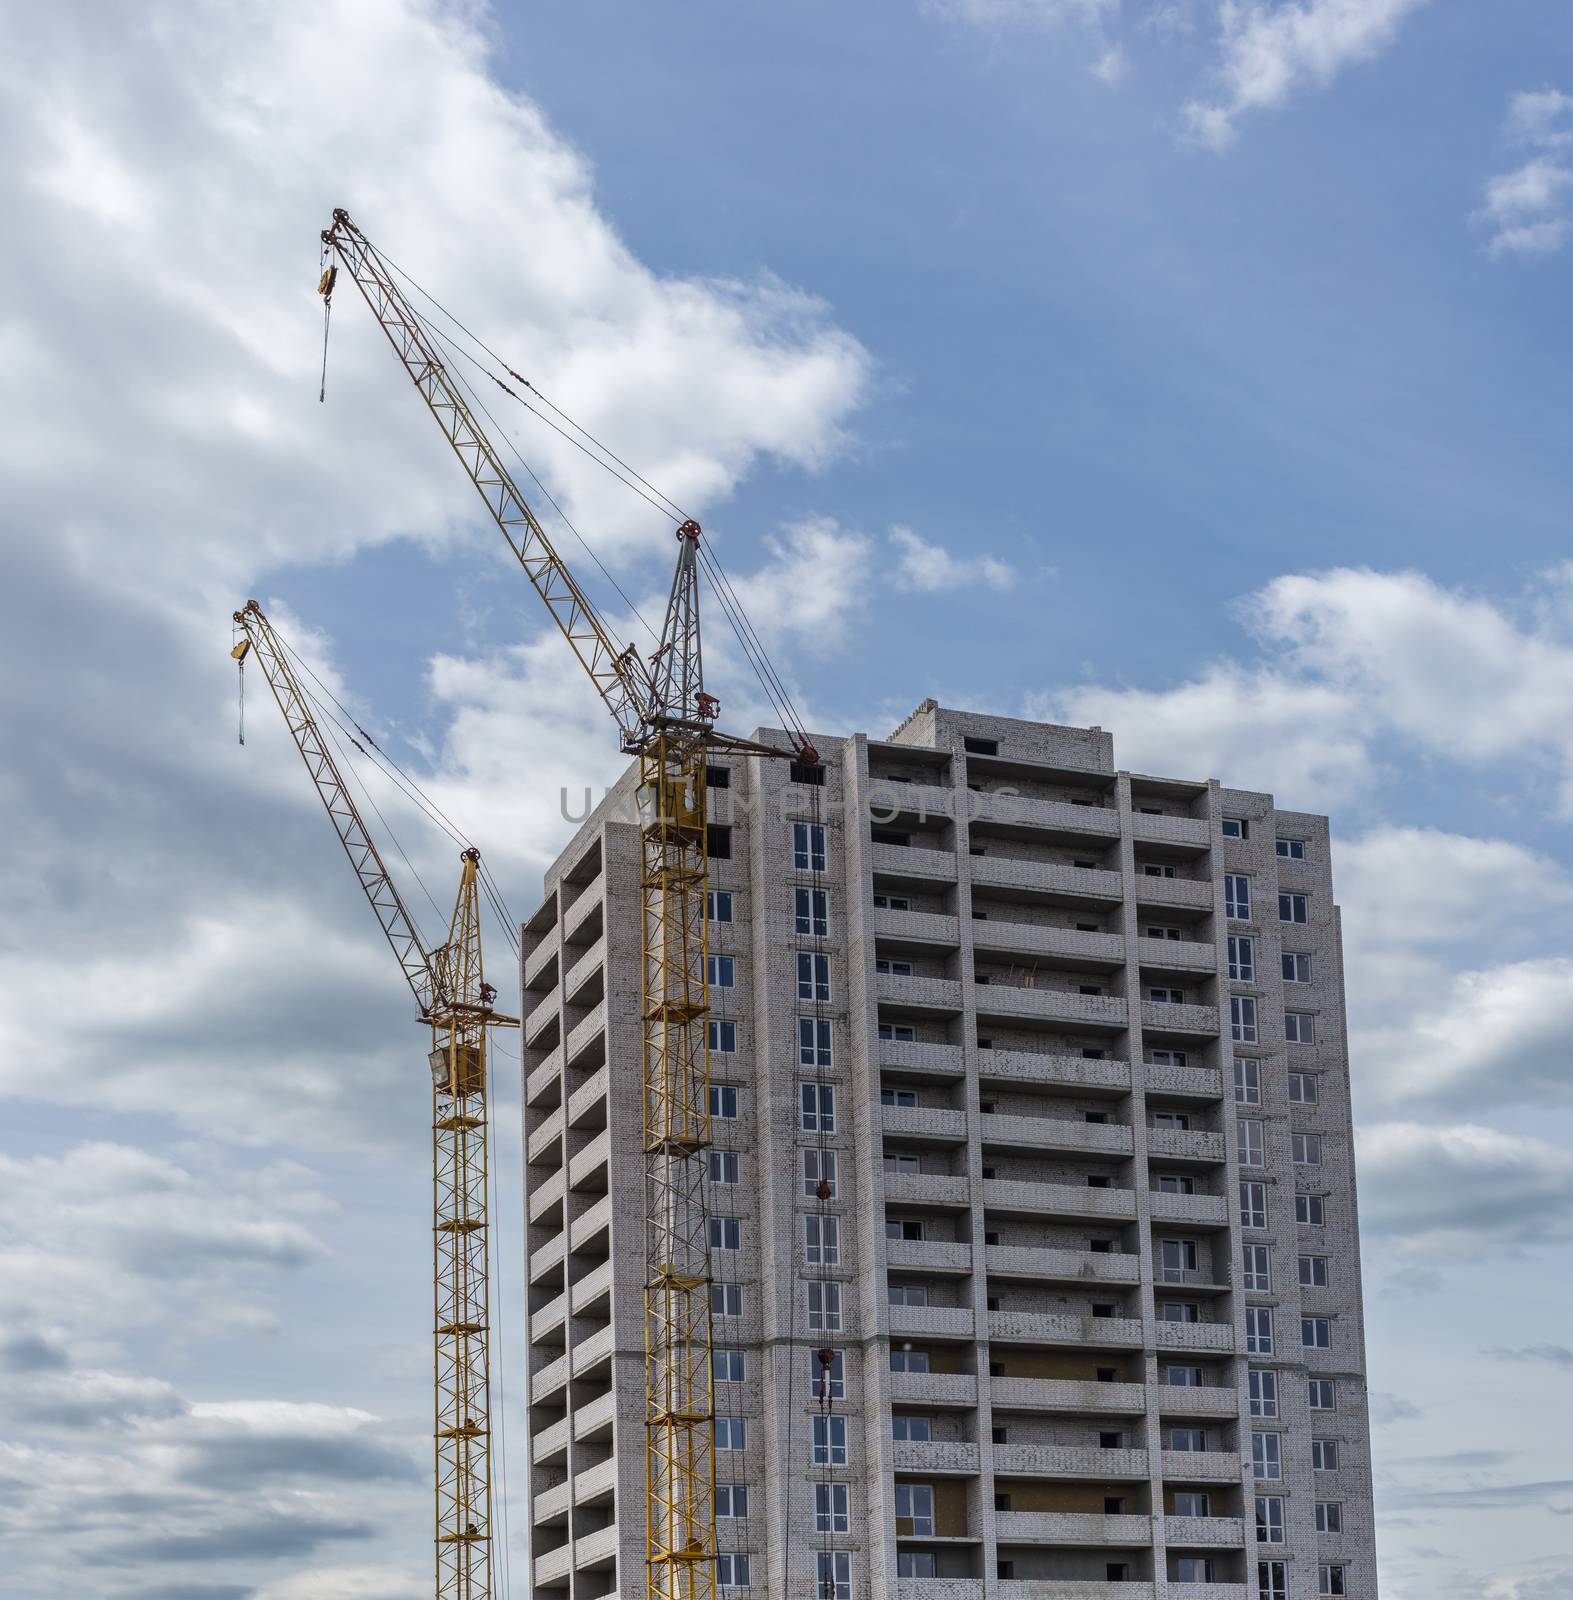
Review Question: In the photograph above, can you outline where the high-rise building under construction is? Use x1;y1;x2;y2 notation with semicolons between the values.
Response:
521;701;1378;1600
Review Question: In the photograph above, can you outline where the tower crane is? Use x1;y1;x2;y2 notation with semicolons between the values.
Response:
230;600;516;1600
317;207;816;1600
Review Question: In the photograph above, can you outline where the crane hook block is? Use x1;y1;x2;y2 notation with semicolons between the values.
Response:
230;640;250;662
798;742;820;766
677;519;701;543
318;265;338;299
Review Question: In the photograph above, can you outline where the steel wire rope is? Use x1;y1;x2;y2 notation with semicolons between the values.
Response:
485;1047;516;1600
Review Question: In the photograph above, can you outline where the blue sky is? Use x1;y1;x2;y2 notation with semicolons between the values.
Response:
3;2;1573;1597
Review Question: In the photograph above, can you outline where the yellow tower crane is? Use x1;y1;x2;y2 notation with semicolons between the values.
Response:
317;207;816;1600
231;600;516;1600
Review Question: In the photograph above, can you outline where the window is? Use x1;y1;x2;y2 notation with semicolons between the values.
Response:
876;957;914;977
1149;986;1186;1004
1285;1011;1316;1045
806;1280;843;1332
1173;1492;1212;1516
1300;1254;1330;1288
1303;1317;1332;1350
1150;1048;1189;1067
1237;1117;1266;1167
1159;1301;1201;1323
707;1151;740;1185
1165;1365;1203;1386
815;1482;850;1534
708;890;734;922
793;822;827;873
790;758;825;786
1279;891;1309;923
795;887;828;937
1283;951;1312;983
887;1218;924;1241
1160;1238;1200;1279
812;1414;848;1466
1240;1182;1268;1230
1225;874;1252;920
891;1414;933;1441
1142;862;1178;878
964;735;998;755
797;951;831;1001
1235;1059;1262;1104
884;1153;919;1175
878;1022;916;1042
715;1484;749;1518
799;1017;833;1067
873;893;911;911
800;1082;836;1132
1289;1071;1319;1104
1309;1378;1337;1411
814;1348;846;1401
1320;1565;1347;1597
714;1415;747;1451
816;1551;851;1600
715;1553;750;1588
1223;817;1249;839
1246;1306;1275;1357
1232;996;1260;1044
709;1020;738;1054
898;1553;936;1579
889;1346;930;1373
1153;1111;1190;1130
1293;1133;1324;1166
1146;925;1183;941
713;1348;746;1382
1260;1560;1289;1600
710;1084;739;1119
1317;1501;1343;1533
1249;1368;1279;1418
888;1282;929;1307
882;1087;918;1108
1175;1560;1215;1583
1253;1431;1282;1480
1256;1496;1286;1545
1243;1243;1272;1292
1297;1192;1326;1226
707;825;731;859
1229;935;1256;981
707;954;736;988
1276;838;1306;860
1158;1174;1196;1194
711;1283;742;1318
1168;1427;1206;1451
708;1217;741;1252
803;1149;838;1199
1312;1438;1340;1471
804;1214;840;1266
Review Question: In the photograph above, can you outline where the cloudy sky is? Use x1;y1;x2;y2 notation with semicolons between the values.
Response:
3;1;1572;1596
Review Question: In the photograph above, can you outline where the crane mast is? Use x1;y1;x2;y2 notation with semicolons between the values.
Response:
321;209;731;1600
232;602;513;1600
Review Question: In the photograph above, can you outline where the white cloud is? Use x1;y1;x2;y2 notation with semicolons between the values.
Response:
1477;88;1573;257
1183;0;1432;150
889;525;1015;594
926;0;1114;27
1091;44;1129;84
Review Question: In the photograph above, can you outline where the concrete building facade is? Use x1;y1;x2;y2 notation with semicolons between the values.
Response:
521;701;1378;1600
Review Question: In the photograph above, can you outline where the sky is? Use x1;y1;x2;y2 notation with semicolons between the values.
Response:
2;1;1572;1596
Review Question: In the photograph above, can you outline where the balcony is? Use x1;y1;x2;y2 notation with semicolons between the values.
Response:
532;1288;567;1341
567;1130;610;1192
528;1167;566;1227
887;1237;974;1276
989;1376;1146;1415
988;1311;1144;1349
1164;1514;1247;1546
896;1582;984;1600
523;928;559;990
1132;812;1210;849
1133;876;1213;911
565;1003;607;1067
530;1350;568;1401
884;1171;970;1210
1142;1061;1223;1101
569;1258;613;1316
574;1522;619;1567
995;1586;1155;1600
568;1193;612;1254
888;1369;979;1409
970;856;1124;903
1147;1128;1226;1165
562;881;604;944
972;922;1125;968
983;1179;1137;1223
883;1103;970;1145
985;793;1123;838
526;1049;563;1110
874;906;961;948
976;984;1128;1030
1155;1322;1235;1354
880;1038;968;1079
527;1105;564;1166
567;1065;609;1130
533;1413;570;1465
528;1233;564;1288
879;972;966;1014
892;1437;981;1475
994;1443;1149;1479
572;1387;617;1443
986;1245;1141;1287
532;1544;573;1587
994;1510;1152;1546
563;937;604;1006
870;840;958;882
1161;1449;1243;1483
1152;1382;1240;1418
524;990;561;1047
978;1113;1133;1160
1140;1000;1219;1036
1135;935;1217;972
1170;1587;1247;1600
1148;1191;1229;1228
889;1303;976;1340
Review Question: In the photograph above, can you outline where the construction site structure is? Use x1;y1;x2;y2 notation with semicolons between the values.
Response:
231;601;514;1600
521;702;1379;1600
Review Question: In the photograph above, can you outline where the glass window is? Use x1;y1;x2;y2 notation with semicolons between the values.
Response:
1252;1430;1282;1480
1232;996;1259;1044
715;1484;749;1518
1174;1492;1211;1516
1160;1238;1200;1278
1237;1117;1266;1167
1150;1048;1189;1066
707;954;736;988
707;1151;740;1185
1312;1438;1340;1471
1159;1174;1196;1194
889;1347;930;1373
876;957;914;976
1259;1560;1289;1600
798;1017;833;1067
713;1348;746;1382
888;1282;928;1307
800;1081;836;1132
793;821;827;872
1316;1501;1343;1533
1297;1192;1326;1226
1229;935;1256;981
1279;892;1309;923
794;886;828;937
1289;1072;1319;1104
1276;838;1306;860
897;1553;936;1578
813;1348;846;1401
715;1553;751;1588
1175;1559;1215;1582
797;950;831;1001
1159;1301;1202;1323
811;1414;848;1466
1225;874;1252;920
815;1482;850;1535
891;1414;933;1441
803;1148;838;1199
806;1280;842;1332
804;1214;840;1266
1285;1011;1316;1045
1320;1564;1347;1597
1243;1243;1272;1292
1240;1181;1268;1230
707;890;734;922
708;1217;741;1252
1293;1133;1324;1166
882;1087;918;1108
1246;1306;1274;1357
873;893;911;911
714;1415;746;1451
1309;1378;1337;1410
1283;951;1312;983
1255;1495;1286;1544
1222;817;1248;839
1168;1427;1207;1451
1249;1368;1278;1418
711;1283;742;1318
1300;1254;1330;1288
708;1020;738;1054
1234;1059;1262;1104
878;1022;916;1042
1166;1365;1203;1386
816;1551;851;1600
1303;1317;1333;1350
